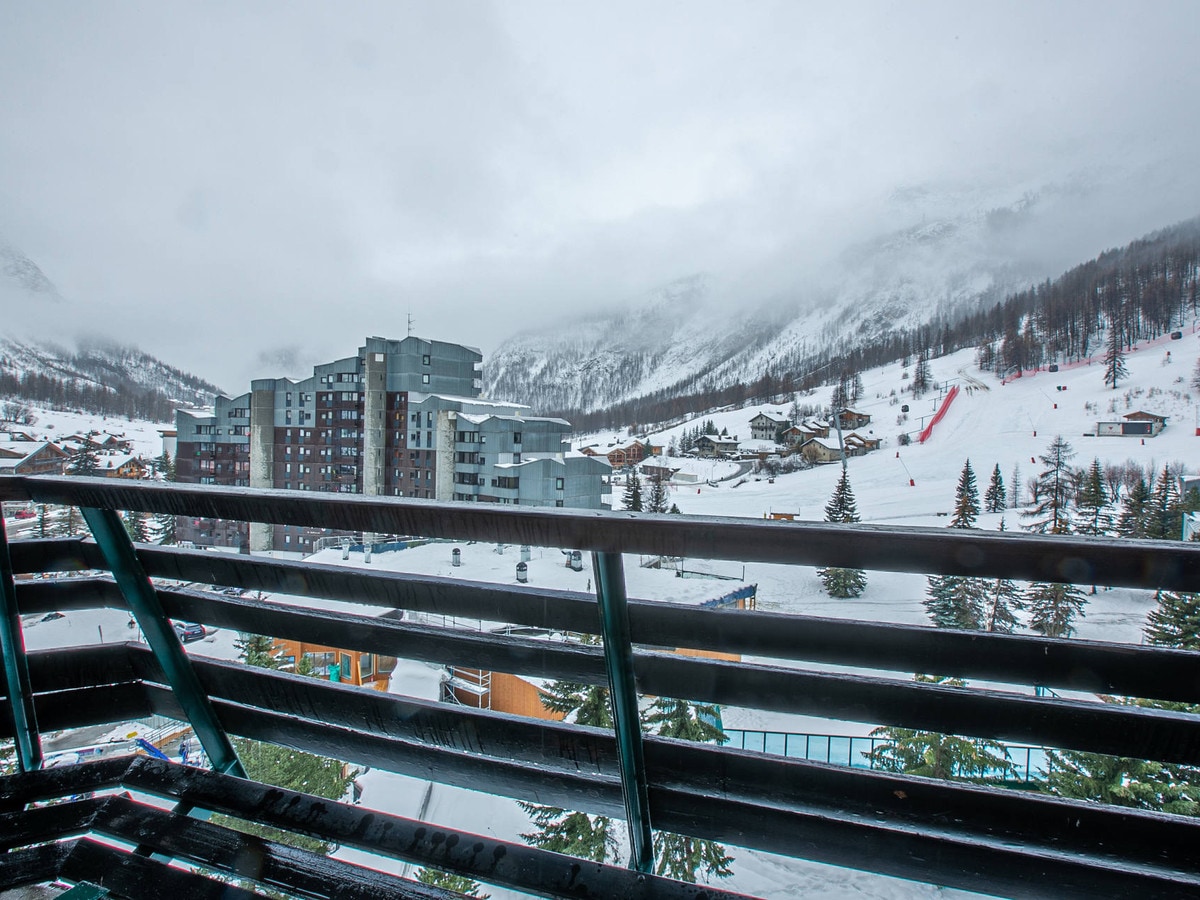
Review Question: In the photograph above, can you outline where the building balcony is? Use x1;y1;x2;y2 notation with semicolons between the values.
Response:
1;475;1200;898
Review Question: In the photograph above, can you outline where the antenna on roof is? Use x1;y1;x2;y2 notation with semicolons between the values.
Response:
406;313;415;337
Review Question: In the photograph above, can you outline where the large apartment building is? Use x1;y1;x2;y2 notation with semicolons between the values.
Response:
175;336;610;551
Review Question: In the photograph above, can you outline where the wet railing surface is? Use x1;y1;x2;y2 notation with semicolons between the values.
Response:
2;475;1200;898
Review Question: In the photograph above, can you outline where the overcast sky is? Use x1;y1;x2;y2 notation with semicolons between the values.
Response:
2;2;1199;392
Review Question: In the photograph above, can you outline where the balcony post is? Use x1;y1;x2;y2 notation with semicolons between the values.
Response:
80;506;246;778
592;550;654;873
0;511;43;772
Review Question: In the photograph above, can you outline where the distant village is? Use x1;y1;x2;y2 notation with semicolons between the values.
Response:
578;406;881;472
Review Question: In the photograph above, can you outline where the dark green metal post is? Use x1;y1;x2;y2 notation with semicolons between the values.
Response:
80;506;246;778
592;550;654;874
0;511;43;772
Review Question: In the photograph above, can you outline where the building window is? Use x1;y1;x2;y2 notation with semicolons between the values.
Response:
513;432;522;444
360;654;373;677
555;477;564;490
555;500;564;507
421;374;430;385
422;354;430;365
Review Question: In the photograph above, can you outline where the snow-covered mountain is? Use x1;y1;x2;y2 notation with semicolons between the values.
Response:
484;184;1156;415
0;240;219;420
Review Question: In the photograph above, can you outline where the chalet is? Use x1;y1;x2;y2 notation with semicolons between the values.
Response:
1123;411;1168;435
749;412;789;442
800;437;843;465
100;454;149;479
641;462;680;482
803;418;831;439
583;439;653;469
1096;411;1168;437
844;432;881;454
0;430;38;443
837;408;872;430
780;424;816;448
694;435;740;458
0;440;69;476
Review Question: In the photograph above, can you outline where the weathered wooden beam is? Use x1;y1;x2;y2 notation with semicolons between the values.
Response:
4;475;1199;590
17;567;1200;707
0;841;74;891
59;839;261;900
0;756;133;812
121;758;752;900
0;796;103;851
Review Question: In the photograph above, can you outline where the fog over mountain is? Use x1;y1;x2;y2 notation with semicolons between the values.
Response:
1;3;1198;392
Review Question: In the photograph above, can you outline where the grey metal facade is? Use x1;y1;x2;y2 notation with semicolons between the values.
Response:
175;336;607;550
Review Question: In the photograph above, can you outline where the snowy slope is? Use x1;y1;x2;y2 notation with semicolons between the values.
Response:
0;238;220;411
484;186;1075;414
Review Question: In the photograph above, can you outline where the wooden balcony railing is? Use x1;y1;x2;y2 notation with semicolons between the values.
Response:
2;475;1200;898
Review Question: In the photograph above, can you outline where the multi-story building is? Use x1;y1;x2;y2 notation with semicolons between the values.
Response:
175;336;610;551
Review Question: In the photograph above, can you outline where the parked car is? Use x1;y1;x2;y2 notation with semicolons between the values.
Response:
173;621;207;643
13;509;35;520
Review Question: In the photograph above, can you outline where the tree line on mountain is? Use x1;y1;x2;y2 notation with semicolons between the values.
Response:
0;340;218;422
560;216;1200;433
0;368;195;421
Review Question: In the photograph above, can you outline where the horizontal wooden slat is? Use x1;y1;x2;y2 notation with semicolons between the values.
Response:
0;841;73;891
121;758;748;900
60;838;261;900
4;475;1199;589
0;756;133;811
0;796;103;851
93;794;496;900
16;568;1200;708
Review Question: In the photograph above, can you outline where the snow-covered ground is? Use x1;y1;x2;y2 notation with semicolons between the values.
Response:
3;404;168;459
18;334;1200;898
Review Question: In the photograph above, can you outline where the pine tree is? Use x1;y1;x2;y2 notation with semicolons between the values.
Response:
951;459;979;528
155;511;177;545
523;638;617;864
1117;478;1150;538
642;697;726;744
1024;581;1088;638
652;833;734;884
817;469;867;598
156;449;176;482
924;461;987;628
641;699;734;883
912;350;931;396
868;676;1014;781
520;804;620;864
68;433;101;476
1103;322;1128;389
1143;465;1181;540
622;470;643;512
1145;592;1200;650
1043;748;1198;815
1023;436;1076;534
646;471;670;514
1073;458;1112;536
415;869;490;898
982;519;1023;633
123;510;152;544
235;634;280;669
1009;463;1022;508
924;575;986;629
34;504;48;539
983;464;1006;513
